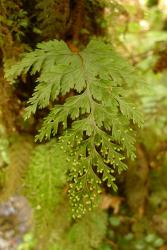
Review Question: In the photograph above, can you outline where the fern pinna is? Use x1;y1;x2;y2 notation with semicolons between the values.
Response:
5;39;143;218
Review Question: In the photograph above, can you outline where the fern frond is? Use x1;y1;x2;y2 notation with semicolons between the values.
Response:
25;140;68;247
6;39;143;217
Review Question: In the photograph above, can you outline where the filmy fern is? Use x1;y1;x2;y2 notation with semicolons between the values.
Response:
25;140;68;249
5;39;143;217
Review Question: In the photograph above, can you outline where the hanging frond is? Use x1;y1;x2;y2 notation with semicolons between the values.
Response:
5;39;143;217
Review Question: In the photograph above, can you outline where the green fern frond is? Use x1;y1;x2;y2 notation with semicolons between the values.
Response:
25;140;68;247
6;39;143;217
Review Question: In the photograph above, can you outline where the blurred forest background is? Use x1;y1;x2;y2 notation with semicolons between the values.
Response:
0;0;167;249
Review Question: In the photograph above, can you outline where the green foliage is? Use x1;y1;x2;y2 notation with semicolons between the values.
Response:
66;210;107;250
0;0;29;45
2;1;167;250
104;213;164;250
36;0;69;39
49;210;107;250
5;39;143;217
18;210;107;250
25;139;68;246
118;233;164;250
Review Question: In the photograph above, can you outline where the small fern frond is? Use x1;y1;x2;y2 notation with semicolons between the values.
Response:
25;140;68;246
